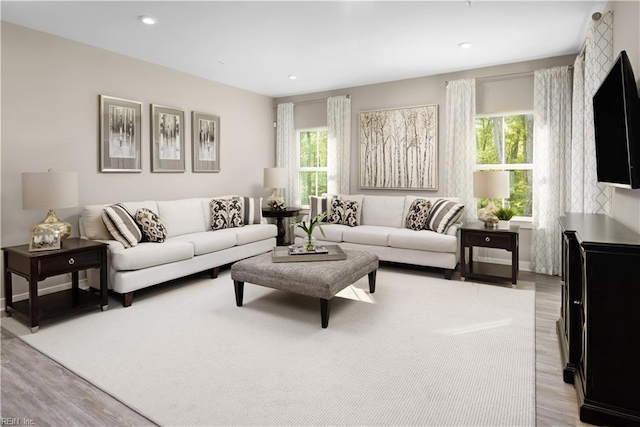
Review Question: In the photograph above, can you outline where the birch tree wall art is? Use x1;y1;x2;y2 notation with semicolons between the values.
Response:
360;105;438;190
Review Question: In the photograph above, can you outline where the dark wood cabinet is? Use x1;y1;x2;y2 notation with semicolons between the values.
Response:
558;213;640;426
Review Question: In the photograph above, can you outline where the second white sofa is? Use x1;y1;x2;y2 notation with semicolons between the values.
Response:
294;194;463;279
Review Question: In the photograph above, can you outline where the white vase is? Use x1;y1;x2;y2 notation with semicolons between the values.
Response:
498;220;510;230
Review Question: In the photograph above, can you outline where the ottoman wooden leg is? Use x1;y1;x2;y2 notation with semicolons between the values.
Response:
368;270;377;293
320;298;331;328
234;280;244;307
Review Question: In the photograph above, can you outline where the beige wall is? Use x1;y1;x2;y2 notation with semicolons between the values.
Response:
1;23;275;296
609;1;640;233
276;55;575;267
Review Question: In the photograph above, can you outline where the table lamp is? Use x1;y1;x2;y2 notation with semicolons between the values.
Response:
473;170;510;227
263;167;287;210
22;169;79;240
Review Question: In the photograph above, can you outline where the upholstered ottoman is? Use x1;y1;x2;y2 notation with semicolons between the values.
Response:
230;250;379;328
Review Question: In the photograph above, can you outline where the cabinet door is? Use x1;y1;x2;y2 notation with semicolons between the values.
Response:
566;233;583;365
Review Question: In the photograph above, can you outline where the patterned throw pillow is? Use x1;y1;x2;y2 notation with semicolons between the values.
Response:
405;198;432;231
210;198;244;230
101;203;142;248
135;208;167;243
242;197;263;225
329;198;359;227
425;199;465;234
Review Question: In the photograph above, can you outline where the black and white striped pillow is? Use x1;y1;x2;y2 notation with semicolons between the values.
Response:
309;195;328;219
425;199;464;234
102;203;142;248
242;197;263;225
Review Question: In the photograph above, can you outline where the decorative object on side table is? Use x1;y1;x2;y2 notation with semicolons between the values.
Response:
29;231;61;252
473;170;510;228
99;95;142;173
494;206;516;230
22;169;78;245
263;167;287;210
292;213;326;251
192;111;220;173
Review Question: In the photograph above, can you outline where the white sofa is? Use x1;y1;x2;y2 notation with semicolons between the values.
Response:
294;195;462;279
80;197;277;306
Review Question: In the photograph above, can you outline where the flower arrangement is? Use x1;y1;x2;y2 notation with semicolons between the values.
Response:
292;212;327;251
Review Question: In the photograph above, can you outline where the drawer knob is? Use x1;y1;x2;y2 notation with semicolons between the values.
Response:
485;237;491;242
68;258;75;265
573;300;583;306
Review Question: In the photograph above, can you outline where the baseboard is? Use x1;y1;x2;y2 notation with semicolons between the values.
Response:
0;279;89;314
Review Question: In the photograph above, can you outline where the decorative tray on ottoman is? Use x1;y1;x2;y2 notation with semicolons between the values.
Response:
272;244;347;263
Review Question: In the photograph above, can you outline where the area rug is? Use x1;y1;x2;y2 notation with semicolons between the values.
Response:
2;267;535;426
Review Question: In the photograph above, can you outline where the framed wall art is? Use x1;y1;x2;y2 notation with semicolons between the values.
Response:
359;104;438;190
99;95;142;172
192;111;220;173
151;104;185;172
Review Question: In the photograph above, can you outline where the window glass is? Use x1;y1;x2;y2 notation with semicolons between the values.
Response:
298;129;328;206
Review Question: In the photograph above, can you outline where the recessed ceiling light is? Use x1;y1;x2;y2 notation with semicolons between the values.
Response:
458;42;472;49
139;16;157;25
288;75;297;80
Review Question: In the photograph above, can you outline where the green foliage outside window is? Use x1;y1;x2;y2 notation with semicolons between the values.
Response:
299;130;328;206
476;115;533;217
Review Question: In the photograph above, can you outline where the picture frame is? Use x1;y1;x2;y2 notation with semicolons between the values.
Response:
192;111;220;173
29;231;61;252
359;104;438;190
151;104;186;172
99;95;143;172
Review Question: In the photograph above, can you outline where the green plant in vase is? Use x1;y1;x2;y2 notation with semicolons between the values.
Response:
293;212;327;251
494;206;515;229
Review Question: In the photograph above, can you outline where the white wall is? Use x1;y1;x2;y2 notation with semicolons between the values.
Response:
1;23;275;296
609;1;640;233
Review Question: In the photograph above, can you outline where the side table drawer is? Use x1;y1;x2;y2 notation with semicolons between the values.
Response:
465;232;512;250
39;249;101;276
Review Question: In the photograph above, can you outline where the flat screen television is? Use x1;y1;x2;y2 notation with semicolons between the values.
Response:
593;50;640;189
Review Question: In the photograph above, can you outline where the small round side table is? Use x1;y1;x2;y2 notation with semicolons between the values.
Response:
261;207;301;246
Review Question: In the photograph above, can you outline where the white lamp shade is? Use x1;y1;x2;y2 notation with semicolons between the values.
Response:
473;170;510;199
263;167;288;189
22;171;79;210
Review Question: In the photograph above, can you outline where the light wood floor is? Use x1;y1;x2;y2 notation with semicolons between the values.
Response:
1;269;589;426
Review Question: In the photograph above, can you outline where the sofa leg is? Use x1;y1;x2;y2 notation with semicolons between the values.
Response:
210;267;220;279
123;292;134;307
444;269;454;280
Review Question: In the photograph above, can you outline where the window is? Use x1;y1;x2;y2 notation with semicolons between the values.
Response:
475;114;533;218
297;129;328;207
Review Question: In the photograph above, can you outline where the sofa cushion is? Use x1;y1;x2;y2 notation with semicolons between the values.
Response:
329;198;359;226
109;239;194;271
242;197;263;225
135;208;167;243
405;198;432;230
337;194;364;225
342;225;393;247
157;199;207;238
402;196;462;223
172;230;237;256
294;223;347;242
210;199;244;230
426;199;465;234
361;195;405;228
388;228;458;253
234;224;277;245
102;204;142;249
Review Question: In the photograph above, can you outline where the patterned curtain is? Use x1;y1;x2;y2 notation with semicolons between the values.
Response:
327;96;351;194
444;78;477;223
569;11;614;214
276;103;298;207
531;66;573;275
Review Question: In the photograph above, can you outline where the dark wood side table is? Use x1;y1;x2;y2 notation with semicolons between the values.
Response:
2;238;108;333
262;207;301;246
460;222;519;285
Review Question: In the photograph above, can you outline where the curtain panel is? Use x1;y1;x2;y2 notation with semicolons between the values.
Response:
531;66;573;275
444;78;477;224
327;96;351;194
276;103;298;207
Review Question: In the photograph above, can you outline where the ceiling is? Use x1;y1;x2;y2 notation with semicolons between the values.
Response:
2;1;605;98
